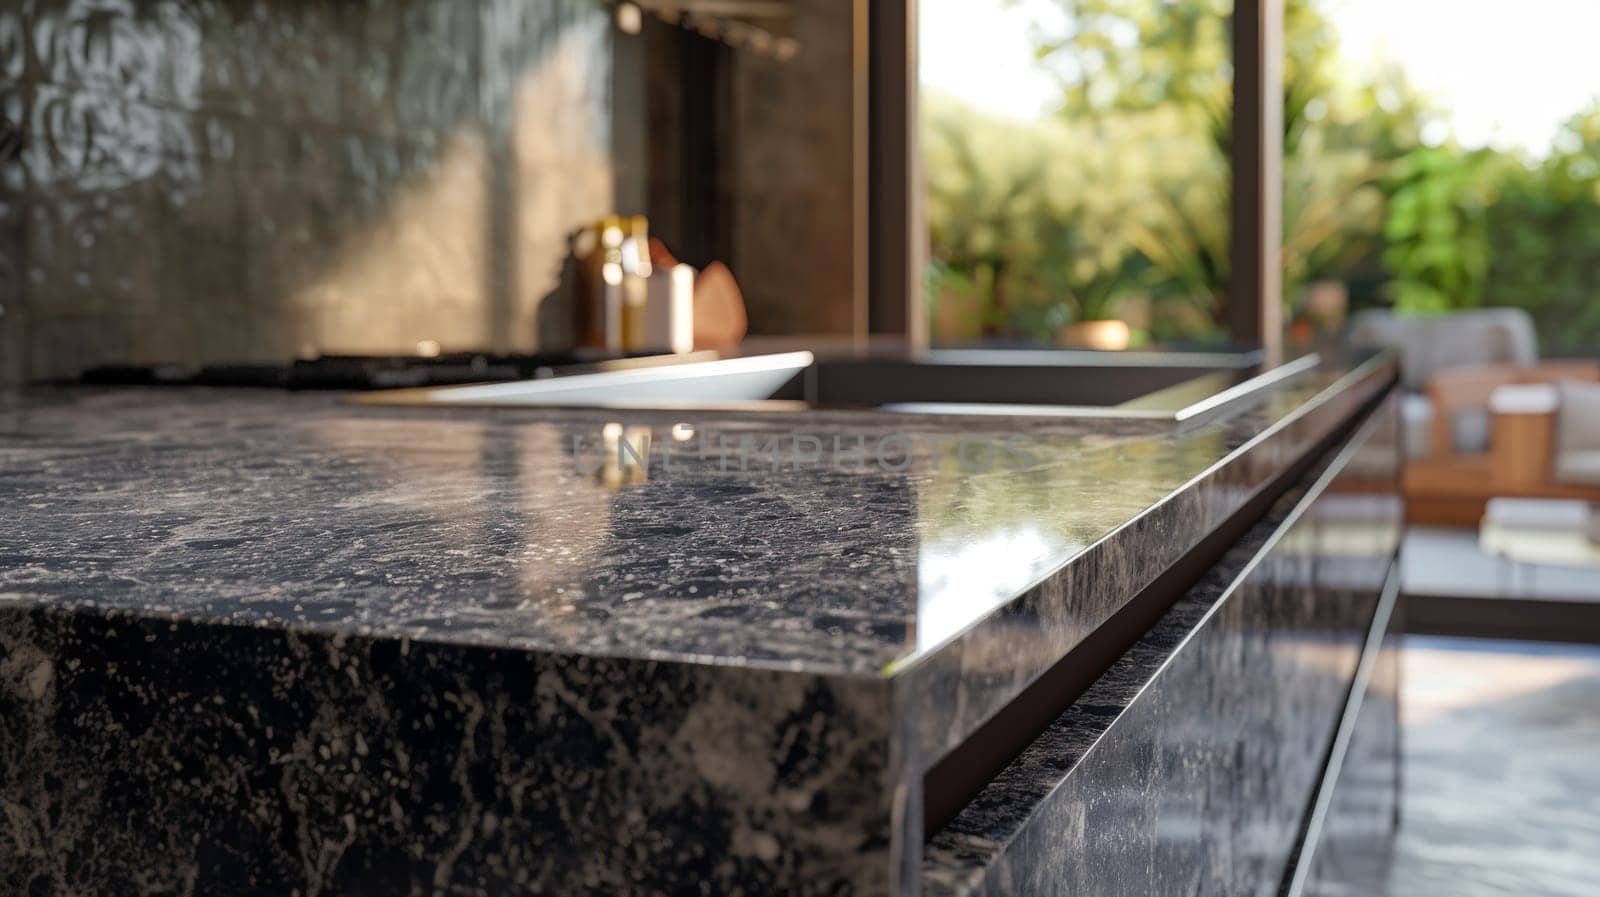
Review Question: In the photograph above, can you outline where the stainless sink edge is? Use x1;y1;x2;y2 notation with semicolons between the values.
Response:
354;349;1318;422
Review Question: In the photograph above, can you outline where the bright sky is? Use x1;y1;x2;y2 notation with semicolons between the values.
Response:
921;0;1062;121
921;0;1600;156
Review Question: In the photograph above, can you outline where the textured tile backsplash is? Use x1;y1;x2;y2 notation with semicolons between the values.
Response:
0;0;625;382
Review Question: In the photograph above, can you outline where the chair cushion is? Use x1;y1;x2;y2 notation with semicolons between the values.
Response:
1347;308;1539;391
1554;380;1600;485
1554;450;1600;487
1400;393;1434;458
1451;408;1491;455
1396;385;1506;458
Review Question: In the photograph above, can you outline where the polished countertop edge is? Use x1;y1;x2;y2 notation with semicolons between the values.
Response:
894;351;1397;674
920;402;1392;892
894;354;1395;771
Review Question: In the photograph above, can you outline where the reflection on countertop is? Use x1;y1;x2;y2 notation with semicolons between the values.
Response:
0;352;1391;677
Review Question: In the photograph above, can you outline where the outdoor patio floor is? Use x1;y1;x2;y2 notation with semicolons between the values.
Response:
1386;636;1600;897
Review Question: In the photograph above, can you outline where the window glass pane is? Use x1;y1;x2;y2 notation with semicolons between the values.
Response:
920;0;1235;348
1308;0;1600;355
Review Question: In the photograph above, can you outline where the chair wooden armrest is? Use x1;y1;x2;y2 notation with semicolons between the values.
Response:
1406;360;1600;524
1423;361;1600;460
1511;359;1600;384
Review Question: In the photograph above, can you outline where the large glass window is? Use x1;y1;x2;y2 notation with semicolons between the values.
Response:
921;0;1600;354
1310;0;1600;354
920;0;1236;348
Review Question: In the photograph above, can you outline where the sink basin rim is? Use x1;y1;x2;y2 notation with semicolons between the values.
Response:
356;349;1321;423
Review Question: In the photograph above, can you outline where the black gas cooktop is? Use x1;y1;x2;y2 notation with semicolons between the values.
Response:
81;350;672;391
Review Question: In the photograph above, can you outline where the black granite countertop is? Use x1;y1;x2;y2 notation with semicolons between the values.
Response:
0;354;1388;681
0;352;1399;895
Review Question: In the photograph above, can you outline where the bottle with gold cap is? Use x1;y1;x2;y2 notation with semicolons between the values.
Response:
581;216;626;350
619;215;652;352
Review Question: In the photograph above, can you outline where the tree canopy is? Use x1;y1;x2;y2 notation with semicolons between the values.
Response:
925;0;1598;351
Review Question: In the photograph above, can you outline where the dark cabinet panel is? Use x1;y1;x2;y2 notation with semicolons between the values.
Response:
924;394;1403;897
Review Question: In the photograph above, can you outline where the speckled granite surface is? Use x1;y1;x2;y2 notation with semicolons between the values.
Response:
0;612;895;895
0;355;1393;684
0;353;1397;895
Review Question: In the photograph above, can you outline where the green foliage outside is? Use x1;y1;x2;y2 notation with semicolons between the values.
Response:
1378;147;1496;314
924;0;1600;351
1483;109;1600;354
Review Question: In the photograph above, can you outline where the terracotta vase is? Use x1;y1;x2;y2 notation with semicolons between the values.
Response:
1056;319;1131;350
